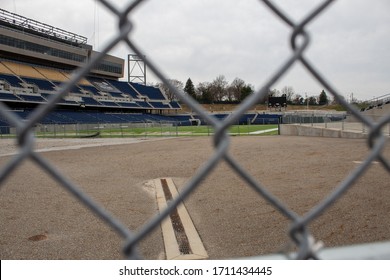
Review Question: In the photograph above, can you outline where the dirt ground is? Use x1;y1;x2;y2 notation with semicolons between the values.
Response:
0;135;389;259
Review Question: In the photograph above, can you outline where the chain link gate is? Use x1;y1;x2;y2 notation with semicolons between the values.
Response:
0;0;389;260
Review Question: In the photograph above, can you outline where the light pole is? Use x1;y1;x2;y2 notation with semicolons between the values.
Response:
305;93;309;110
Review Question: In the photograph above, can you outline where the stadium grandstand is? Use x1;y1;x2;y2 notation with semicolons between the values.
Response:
0;8;347;135
0;8;182;132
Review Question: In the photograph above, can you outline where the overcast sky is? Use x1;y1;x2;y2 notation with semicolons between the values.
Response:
3;0;390;101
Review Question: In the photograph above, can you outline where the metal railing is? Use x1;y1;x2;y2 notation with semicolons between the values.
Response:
0;0;389;260
283;112;390;136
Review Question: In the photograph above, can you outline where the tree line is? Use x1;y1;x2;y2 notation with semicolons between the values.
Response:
156;75;330;106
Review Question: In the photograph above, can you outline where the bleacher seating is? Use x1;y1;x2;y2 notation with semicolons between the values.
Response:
213;114;229;120
0;74;23;87
87;112;121;123
170;115;193;126
81;96;102;106
0;91;21;101
110;113;145;123
106;79;139;99
130;82;165;100
149;101;171;109
142;114;176;123
170;101;181;109
0;108;283;128
58;111;100;123
136;101;152;108
239;113;256;124
0;109;178;125
79;85;100;95
252;113;281;124
41;93;79;106
171;115;193;122
109;92;124;98
87;77;122;95
21;77;55;91
99;100;119;107
0;119;10;134
12;110;32;121
52;81;83;94
43;111;73;124
0;59;181;130
117;102;140;109
59;99;80;106
16;94;46;103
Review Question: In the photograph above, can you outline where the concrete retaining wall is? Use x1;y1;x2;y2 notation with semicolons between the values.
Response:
280;124;367;139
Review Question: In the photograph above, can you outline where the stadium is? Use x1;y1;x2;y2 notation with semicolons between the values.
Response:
0;8;185;134
0;8;292;138
0;2;389;264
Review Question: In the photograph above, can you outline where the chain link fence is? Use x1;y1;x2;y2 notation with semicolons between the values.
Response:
0;0;389;260
282;112;390;136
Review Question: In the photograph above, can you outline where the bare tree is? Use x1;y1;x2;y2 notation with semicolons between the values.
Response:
281;86;295;103
209;75;228;102
268;88;280;97
228;78;245;102
157;79;183;101
305;95;318;105
292;93;304;105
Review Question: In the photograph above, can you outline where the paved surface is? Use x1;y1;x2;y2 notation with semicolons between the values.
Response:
0;136;389;259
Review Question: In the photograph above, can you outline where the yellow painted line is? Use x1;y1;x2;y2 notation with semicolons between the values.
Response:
153;178;208;260
353;161;379;164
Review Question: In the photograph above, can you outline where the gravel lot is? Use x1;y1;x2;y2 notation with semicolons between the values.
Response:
0;135;389;259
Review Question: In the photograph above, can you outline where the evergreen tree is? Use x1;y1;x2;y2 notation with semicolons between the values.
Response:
184;78;196;99
240;85;254;102
318;89;328;105
196;82;212;104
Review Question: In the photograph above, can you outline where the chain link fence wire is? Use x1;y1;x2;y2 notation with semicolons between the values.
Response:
0;0;389;260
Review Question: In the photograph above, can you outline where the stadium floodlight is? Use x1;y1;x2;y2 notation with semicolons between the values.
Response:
128;54;146;85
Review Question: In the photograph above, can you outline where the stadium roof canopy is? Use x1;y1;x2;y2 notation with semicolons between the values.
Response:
0;8;87;46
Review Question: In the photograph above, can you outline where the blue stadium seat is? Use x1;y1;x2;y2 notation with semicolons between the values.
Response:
130;82;165;100
109;92;124;98
0;91;21;101
239;114;256;124
16;93;46;103
170;101;181;109
41;93;79;106
149;101;171;109
52;81;83;94
252;114;281;124
21;77;55;91
136;101;152;108
4;109;179;125
0;74;23;87
117;102;141;109
99;100;119;107
81;97;102;106
106;79;139;99
79;85;100;95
